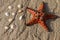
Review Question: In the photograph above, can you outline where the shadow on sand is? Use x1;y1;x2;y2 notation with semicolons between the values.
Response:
43;2;60;32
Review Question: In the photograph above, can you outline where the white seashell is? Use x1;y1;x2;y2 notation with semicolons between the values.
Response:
18;9;22;13
5;12;9;16
8;6;12;9
4;26;8;29
17;4;21;8
11;12;15;16
8;18;12;22
10;24;14;29
19;15;23;20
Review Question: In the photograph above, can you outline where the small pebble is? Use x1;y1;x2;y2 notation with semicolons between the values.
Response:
19;15;23;20
8;6;12;9
8;18;12;22
5;12;9;16
12;12;15;16
10;24;14;29
4;26;8;29
17;4;21;8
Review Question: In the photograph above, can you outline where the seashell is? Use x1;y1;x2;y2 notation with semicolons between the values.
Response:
8;6;12;9
17;4;21;8
11;12;15;16
5;12;10;16
8;18;12;22
10;24;14;29
4;26;9;29
19;15;23;20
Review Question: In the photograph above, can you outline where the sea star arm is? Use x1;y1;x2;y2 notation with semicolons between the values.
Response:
45;14;56;20
38;19;49;31
26;18;38;26
27;7;36;15
37;2;44;12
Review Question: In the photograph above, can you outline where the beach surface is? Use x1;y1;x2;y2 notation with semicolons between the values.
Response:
0;0;60;40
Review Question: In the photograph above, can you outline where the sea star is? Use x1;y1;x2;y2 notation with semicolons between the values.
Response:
26;2;59;31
